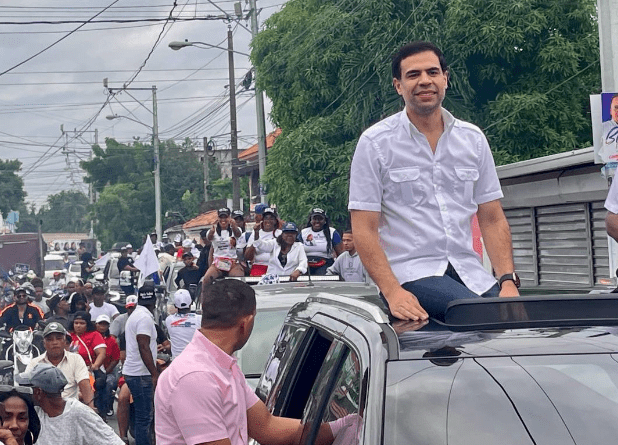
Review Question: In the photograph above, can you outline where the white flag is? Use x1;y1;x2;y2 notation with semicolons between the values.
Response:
134;236;159;288
94;252;110;268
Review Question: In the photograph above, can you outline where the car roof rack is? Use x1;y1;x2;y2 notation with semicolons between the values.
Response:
306;293;390;324
443;294;618;331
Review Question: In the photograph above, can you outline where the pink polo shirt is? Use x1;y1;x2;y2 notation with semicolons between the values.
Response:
154;330;259;445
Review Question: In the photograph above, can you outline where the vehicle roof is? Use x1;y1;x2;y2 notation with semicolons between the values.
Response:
253;281;379;309
44;254;64;260
293;292;618;360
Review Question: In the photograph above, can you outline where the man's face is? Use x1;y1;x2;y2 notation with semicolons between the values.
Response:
66;282;75;293
183;257;194;267
14;291;28;305
393;50;448;118
611;97;618;124
236;311;256;352
34;287;44;301
342;233;355;252
44;332;66;358
93;291;105;305
57;299;70;313
150;234;157;244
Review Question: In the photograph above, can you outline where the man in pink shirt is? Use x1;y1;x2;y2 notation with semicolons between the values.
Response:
154;279;336;445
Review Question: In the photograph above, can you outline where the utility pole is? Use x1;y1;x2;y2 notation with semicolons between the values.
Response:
249;0;268;204
90;129;97;238
203;137;210;203
152;85;162;240
598;0;618;92
228;25;241;210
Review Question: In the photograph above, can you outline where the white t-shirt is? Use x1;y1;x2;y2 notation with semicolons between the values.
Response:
348;108;503;295
123;305;157;376
326;251;366;282
32;298;49;314
89;302;119;321
300;226;338;259
165;312;202;358
246;229;282;265
212;230;238;260
35;398;124;445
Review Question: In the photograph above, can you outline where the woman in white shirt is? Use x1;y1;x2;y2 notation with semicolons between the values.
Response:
203;208;245;282
299;207;343;275
252;221;307;281
244;207;282;276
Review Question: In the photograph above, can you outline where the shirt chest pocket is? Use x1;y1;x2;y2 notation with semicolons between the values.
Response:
388;167;423;205
454;167;479;203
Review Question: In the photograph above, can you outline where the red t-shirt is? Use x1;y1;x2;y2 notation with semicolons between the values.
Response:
70;330;105;367
102;335;121;370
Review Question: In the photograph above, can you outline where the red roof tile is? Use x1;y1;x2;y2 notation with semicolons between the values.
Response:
239;128;282;161
182;210;219;230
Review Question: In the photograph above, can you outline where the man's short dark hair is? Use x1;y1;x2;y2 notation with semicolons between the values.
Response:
392;41;448;80
201;280;256;329
31;277;43;288
200;229;209;239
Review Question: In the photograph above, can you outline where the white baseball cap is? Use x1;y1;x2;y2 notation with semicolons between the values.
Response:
174;289;192;309
95;314;111;324
182;239;192;248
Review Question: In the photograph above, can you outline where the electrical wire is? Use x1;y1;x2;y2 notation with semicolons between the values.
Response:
0;0;123;77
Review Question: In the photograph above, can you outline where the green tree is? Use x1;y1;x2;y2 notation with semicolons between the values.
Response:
0;159;26;217
81;138;206;248
38;191;90;233
251;0;600;226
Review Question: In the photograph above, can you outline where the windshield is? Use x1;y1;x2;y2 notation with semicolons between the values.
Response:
45;259;64;271
236;309;289;378
109;259;119;278
385;354;618;445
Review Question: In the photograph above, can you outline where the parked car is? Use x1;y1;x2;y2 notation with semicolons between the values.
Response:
255;293;618;444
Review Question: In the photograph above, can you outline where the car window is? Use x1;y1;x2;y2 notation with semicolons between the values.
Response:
298;345;364;445
256;322;308;405
237;308;290;379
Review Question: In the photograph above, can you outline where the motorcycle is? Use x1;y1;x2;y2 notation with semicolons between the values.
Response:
0;325;43;383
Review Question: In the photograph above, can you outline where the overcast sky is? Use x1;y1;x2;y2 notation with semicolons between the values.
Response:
0;0;283;209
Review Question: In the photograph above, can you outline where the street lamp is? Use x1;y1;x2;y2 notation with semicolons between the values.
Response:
104;88;162;240
169;33;250;211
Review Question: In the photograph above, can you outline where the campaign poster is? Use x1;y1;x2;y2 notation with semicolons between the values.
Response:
594;92;618;163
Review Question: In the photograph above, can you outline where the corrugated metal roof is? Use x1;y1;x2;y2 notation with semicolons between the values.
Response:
496;147;595;179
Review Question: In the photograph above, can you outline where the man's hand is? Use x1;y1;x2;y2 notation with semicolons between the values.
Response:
384;287;428;321
498;280;519;297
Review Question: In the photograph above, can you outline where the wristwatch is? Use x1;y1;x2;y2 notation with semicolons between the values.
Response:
498;272;520;289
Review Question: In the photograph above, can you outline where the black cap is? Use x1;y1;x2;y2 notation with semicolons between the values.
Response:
263;207;277;217
92;286;106;295
218;207;231;217
310;207;326;217
138;285;156;303
232;210;244;219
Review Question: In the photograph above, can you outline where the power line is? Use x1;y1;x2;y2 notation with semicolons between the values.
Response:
0;0;123;77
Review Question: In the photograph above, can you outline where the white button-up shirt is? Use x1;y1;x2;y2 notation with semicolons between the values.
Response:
348;109;503;295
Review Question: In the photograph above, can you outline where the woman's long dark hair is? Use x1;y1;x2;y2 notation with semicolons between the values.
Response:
215;221;233;237
305;211;333;254
69;292;87;315
0;390;40;445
